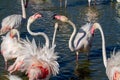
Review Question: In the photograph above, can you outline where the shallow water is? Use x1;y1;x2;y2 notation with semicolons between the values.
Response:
0;0;120;80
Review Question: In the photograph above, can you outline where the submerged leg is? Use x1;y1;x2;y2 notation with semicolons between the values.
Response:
60;0;62;7
65;0;67;8
5;61;8;70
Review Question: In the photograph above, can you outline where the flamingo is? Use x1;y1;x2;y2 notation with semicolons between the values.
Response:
8;13;59;80
54;15;95;60
0;29;23;69
0;0;28;35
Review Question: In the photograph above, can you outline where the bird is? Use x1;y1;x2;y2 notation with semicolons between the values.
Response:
0;0;28;35
0;29;23;69
54;15;95;61
8;13;59;80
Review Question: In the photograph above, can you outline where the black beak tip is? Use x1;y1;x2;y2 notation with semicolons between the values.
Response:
52;14;57;19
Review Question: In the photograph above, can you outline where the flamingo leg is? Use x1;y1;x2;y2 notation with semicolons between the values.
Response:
60;0;62;7
5;61;8;70
76;52;79;61
65;0;67;8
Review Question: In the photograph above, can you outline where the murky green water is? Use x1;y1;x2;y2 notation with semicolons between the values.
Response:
0;0;120;80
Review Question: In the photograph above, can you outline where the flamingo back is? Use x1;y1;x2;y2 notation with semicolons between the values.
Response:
73;23;94;52
1;14;22;34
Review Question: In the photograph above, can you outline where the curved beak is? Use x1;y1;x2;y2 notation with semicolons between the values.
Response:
53;14;58;19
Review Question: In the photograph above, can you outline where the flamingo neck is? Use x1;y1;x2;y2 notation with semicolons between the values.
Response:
27;22;50;48
21;0;26;18
97;25;107;68
52;22;58;46
68;20;77;51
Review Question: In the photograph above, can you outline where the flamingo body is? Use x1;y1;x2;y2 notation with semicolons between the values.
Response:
1;29;22;68
74;23;94;52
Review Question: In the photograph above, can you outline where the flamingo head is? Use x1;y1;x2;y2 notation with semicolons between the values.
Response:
9;29;20;40
91;23;101;34
28;13;42;24
54;15;69;22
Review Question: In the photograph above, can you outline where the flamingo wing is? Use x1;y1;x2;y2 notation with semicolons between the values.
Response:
1;14;22;34
74;23;93;51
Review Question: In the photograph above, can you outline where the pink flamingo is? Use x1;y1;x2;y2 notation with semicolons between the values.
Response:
8;13;59;80
54;15;95;60
0;29;23;69
0;0;28;35
53;16;120;79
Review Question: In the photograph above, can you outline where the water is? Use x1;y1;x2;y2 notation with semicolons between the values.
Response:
0;0;120;80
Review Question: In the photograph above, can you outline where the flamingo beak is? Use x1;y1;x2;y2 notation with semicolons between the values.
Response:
34;13;42;18
90;26;95;34
10;32;18;39
53;14;57;19
53;14;61;20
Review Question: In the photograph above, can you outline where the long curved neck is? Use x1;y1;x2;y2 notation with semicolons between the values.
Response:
27;22;50;48
68;20;77;51
52;22;58;46
21;0;26;18
97;25;107;68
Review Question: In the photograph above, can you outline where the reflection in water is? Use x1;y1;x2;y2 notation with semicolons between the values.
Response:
89;0;111;5
74;59;92;80
81;6;99;24
115;2;120;24
30;0;49;4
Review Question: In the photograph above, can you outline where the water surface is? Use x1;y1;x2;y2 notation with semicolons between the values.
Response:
0;0;120;80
